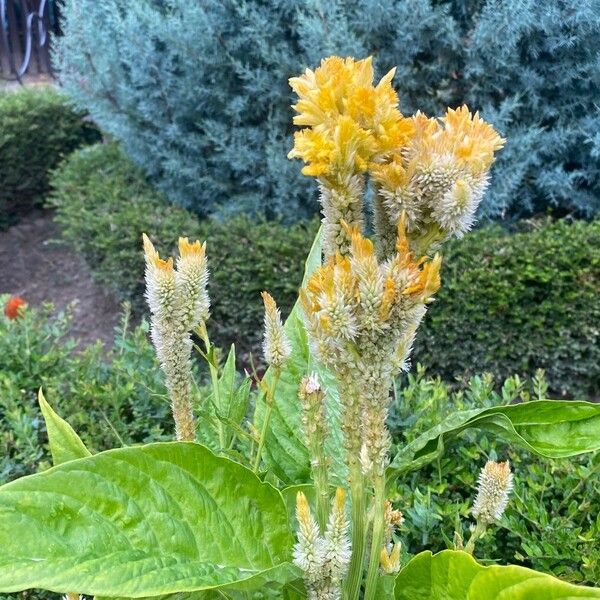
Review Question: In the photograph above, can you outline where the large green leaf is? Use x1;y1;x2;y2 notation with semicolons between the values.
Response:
256;228;346;485
38;388;91;465
389;400;600;480
394;550;600;599
0;442;298;596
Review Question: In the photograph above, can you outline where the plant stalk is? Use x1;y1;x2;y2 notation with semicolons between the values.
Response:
198;322;226;449
345;463;367;600
364;473;386;600
253;369;281;473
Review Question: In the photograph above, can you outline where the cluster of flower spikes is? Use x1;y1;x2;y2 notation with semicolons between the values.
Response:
289;56;505;261
143;234;209;441
288;56;413;258
294;489;351;600
301;220;441;476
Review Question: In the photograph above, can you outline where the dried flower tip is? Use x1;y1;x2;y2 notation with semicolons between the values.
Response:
472;460;513;524
384;500;404;541
380;542;401;574
261;291;292;367
300;372;321;396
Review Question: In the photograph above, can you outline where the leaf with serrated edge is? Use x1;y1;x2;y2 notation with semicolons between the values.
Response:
38;388;91;465
394;550;600;599
0;442;298;596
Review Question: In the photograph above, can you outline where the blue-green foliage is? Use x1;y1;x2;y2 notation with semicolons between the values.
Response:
55;1;600;219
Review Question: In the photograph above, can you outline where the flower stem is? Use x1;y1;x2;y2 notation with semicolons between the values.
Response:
345;463;367;600
312;449;330;533
253;369;281;473
199;322;226;449
464;521;486;555
364;473;386;600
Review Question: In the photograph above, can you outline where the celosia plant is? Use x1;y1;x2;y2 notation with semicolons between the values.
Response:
0;57;600;600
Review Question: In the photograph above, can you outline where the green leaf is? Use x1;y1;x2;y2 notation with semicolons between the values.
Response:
0;442;298;596
394;550;600;599
389;400;600;480
255;228;346;485
38;388;91;465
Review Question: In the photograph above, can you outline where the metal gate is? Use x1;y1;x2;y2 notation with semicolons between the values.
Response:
0;0;59;82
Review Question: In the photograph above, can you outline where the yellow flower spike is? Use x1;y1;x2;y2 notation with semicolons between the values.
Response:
178;236;206;259
441;105;505;172
296;491;313;527
142;233;174;272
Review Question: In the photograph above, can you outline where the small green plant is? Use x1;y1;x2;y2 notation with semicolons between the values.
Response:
0;57;599;600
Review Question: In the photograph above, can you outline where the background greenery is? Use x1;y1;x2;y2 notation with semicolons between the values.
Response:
1;301;597;589
55;0;600;220
48;142;600;396
389;367;600;586
0;88;100;229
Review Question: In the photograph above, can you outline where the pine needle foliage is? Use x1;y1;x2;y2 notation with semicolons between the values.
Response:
55;0;600;219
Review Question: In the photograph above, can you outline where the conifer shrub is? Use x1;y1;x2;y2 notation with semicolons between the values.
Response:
0;88;100;229
55;0;600;219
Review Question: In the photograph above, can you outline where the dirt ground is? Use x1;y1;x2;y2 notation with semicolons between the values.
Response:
1;210;121;347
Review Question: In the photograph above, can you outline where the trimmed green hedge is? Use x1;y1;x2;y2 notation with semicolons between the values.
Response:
49;143;319;358
0;88;100;228
49;143;599;394
413;220;600;398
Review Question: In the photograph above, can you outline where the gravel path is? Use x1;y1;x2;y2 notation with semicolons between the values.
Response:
1;210;121;347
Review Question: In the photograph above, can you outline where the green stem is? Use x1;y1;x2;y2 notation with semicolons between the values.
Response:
364;474;386;600
345;463;367;600
464;521;486;555
312;447;330;533
199;322;226;449
253;370;280;473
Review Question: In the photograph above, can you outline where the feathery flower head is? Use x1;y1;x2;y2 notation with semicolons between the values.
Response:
293;492;323;583
373;106;504;239
288;56;412;179
176;236;210;326
322;488;351;583
472;460;513;524
143;233;177;321
261;291;292;367
302;222;440;364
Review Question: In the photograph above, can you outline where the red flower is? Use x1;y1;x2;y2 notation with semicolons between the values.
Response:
4;296;27;320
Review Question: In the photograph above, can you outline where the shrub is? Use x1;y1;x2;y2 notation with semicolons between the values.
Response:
389;367;600;586
48;142;203;311
413;219;600;398
55;0;600;220
0;87;100;228
49;143;319;356
0;297;172;484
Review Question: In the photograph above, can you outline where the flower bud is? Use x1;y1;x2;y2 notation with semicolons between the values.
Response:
472;460;513;524
261;291;292;367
